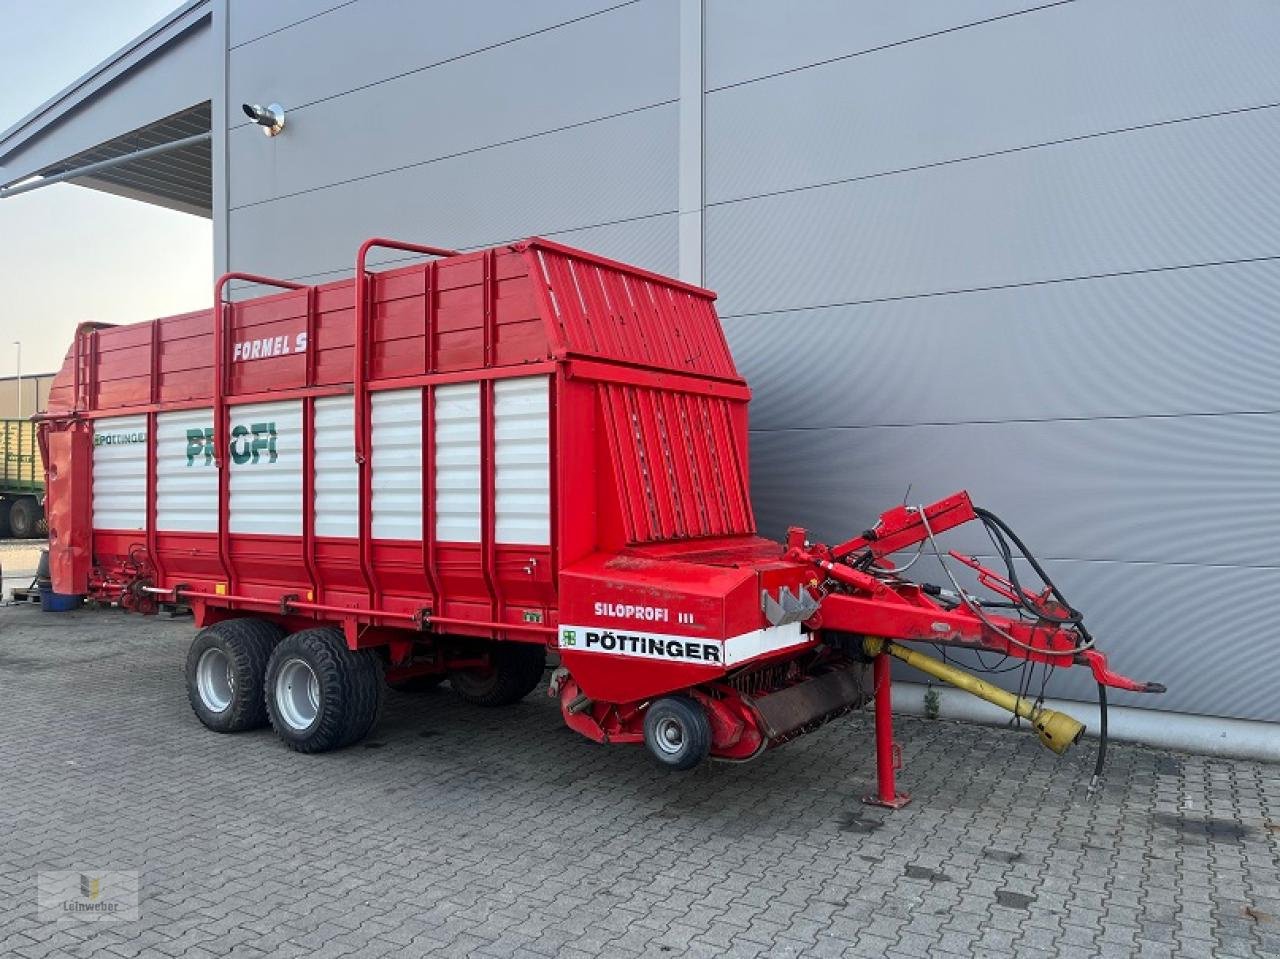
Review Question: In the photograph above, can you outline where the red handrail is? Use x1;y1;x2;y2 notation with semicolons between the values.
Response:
351;239;459;607
212;272;309;593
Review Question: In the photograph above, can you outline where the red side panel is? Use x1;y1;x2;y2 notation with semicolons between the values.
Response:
596;383;754;545
45;427;92;595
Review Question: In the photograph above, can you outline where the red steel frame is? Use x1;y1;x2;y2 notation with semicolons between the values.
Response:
353;238;460;612
212;272;308;595
37;234;1163;797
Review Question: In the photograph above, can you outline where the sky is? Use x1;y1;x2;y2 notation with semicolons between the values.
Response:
0;0;211;376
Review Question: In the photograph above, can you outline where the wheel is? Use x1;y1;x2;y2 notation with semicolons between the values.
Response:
185;618;285;733
265;628;385;753
643;696;712;771
0;499;11;538
449;642;547;707
8;497;41;539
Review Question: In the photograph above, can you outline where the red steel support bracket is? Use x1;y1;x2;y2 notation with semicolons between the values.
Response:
212;272;309;593
352;238;460;613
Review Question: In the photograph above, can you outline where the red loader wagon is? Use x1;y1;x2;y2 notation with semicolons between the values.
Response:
37;237;1163;802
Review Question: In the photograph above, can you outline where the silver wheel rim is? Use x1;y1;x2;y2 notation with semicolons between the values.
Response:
196;648;235;713
275;658;321;731
654;716;685;756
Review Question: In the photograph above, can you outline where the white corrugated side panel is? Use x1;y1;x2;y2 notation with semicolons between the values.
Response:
229;400;303;535
493;376;550;544
371;389;423;540
434;382;481;542
92;415;148;530
313;394;357;538
156;408;217;532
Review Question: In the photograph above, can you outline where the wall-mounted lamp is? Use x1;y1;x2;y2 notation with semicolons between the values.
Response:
242;102;286;136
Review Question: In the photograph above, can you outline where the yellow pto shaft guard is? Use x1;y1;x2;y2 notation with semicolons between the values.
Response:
863;637;1086;755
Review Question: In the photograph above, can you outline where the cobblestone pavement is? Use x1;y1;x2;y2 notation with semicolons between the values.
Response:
1;604;1277;959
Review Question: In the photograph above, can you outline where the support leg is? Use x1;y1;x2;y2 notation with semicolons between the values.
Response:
863;651;911;809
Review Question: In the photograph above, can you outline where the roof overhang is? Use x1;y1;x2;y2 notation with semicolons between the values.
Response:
0;0;213;217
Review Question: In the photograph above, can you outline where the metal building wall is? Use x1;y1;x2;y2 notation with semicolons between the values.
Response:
221;0;1280;723
224;0;680;284
707;0;1280;723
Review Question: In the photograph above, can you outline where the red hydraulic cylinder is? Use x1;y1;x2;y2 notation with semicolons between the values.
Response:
864;652;911;809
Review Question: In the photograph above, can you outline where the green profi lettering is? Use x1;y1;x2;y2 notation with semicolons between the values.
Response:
230;425;252;465
187;422;277;466
250;422;277;464
185;427;214;466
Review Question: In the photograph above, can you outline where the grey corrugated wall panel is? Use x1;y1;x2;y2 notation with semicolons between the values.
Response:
230;0;627;120
706;0;1280;205
881;557;1279;723
747;415;1280;569
546;214;678;277
724;259;1280;430
232;213;678;297
703;0;1043;90
228;0;356;48
747;412;1280;568
228;104;676;279
706;105;1280;318
229;1;675;209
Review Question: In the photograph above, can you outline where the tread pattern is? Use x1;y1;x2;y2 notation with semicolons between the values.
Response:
265;628;385;753
184;618;284;733
7;497;40;539
450;643;547;707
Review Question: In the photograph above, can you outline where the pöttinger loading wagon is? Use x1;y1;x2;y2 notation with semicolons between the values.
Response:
38;237;1162;801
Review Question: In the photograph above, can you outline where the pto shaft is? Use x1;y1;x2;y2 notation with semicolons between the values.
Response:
863;638;1085;755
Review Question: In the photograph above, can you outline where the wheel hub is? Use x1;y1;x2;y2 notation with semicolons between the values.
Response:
196;648;235;713
654;717;684;755
276;658;321;731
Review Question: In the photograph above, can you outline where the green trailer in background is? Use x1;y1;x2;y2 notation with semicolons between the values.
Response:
1;419;46;538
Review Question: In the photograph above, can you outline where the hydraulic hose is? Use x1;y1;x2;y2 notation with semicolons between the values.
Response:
972;506;1085;628
1090;681;1108;792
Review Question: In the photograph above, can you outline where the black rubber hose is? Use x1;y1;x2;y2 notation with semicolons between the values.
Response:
973;506;1087;629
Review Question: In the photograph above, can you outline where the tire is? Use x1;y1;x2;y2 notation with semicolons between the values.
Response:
185;618;285;733
265;628;385;753
0;499;12;538
643;696;712;771
449;642;547;707
8;497;41;539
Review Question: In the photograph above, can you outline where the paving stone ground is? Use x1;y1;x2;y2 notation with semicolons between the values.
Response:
1;603;1277;958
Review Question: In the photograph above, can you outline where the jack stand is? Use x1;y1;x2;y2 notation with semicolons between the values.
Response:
863;651;911;809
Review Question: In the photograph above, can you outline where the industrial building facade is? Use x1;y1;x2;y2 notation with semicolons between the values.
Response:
2;0;1278;734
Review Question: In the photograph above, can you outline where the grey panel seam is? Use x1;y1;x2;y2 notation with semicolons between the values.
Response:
750;407;1280;432
228;209;678;288
706;0;1074;93
228;0;641;128
229;0;358;51
228;99;677;211
903;553;1280;574
719;252;1280;321
707;100;1280;209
